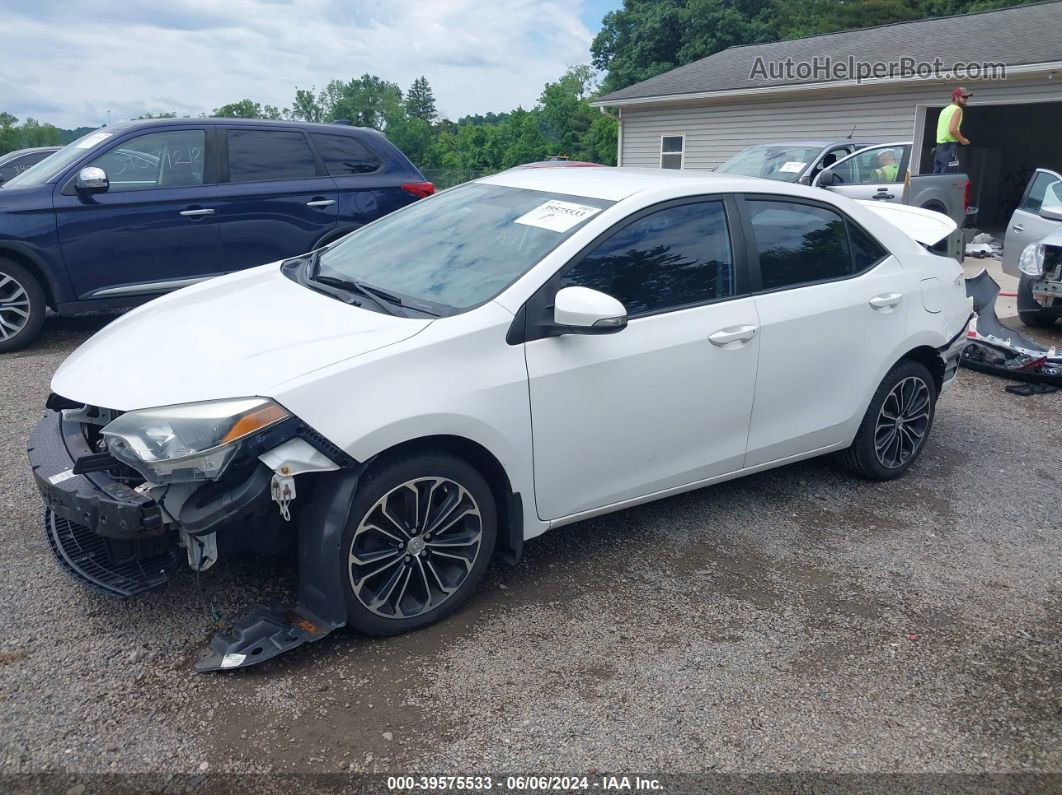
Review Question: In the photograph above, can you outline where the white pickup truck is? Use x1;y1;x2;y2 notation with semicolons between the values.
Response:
811;142;970;223
718;140;970;259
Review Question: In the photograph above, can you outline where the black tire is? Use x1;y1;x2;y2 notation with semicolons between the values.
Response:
1018;309;1057;328
837;359;937;481
0;258;46;353
341;452;496;636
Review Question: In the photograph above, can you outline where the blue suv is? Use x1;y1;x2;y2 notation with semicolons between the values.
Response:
0;118;433;351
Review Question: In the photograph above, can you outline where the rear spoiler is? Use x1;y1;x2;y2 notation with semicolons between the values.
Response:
855;200;957;247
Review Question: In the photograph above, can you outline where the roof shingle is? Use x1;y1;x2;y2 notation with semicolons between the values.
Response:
594;1;1062;104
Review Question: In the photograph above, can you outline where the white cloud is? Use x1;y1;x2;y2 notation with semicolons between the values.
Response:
0;0;598;128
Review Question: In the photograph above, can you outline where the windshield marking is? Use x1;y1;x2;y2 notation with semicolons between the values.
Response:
514;199;603;233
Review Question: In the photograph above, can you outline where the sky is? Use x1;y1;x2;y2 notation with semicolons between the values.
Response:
1;0;623;130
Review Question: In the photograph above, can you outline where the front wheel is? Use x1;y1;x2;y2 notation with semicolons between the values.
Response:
0;258;46;353
341;452;496;636
837;360;937;481
1018;309;1056;328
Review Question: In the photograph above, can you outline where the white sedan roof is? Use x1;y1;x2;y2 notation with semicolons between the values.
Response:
480;166;803;202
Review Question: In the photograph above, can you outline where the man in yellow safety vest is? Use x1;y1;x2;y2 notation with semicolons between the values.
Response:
933;87;971;174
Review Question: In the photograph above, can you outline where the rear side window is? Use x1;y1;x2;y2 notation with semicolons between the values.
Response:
312;134;381;175
748;200;854;289
227;129;317;183
849;222;888;271
560;200;734;316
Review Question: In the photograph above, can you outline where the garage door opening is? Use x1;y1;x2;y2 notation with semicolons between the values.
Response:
917;100;1062;232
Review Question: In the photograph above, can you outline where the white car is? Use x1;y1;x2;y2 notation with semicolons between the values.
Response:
28;167;972;671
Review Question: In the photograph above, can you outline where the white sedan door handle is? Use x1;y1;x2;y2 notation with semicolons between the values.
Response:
708;325;757;346
306;199;336;208
869;293;903;310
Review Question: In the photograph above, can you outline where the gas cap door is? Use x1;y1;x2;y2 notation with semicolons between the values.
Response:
920;277;942;313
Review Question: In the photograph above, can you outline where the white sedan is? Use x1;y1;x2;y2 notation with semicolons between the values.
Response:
29;167;971;670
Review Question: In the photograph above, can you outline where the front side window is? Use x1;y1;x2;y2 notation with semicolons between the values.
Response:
227;129;317;182
748;200;854;290
831;145;906;185
315;183;613;313
1021;170;1062;215
312;133;381;175
660;135;684;170
559;200;734;316
88;129;206;191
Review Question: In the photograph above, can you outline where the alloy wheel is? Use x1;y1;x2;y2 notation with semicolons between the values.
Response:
874;376;931;469
0;272;31;342
348;477;483;619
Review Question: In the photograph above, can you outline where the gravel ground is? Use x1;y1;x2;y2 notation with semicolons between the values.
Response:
0;308;1059;784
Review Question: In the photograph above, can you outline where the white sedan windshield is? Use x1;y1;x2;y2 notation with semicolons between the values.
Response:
316;183;613;312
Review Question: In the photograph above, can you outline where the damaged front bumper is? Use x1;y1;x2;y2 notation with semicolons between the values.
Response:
29;409;178;597
963;270;1062;385
28;403;365;672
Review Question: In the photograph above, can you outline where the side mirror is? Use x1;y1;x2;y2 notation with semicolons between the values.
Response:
813;168;835;187
553;286;627;334
75;167;109;194
1041;207;1062;222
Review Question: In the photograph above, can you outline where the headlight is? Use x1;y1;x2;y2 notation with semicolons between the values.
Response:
102;398;290;484
1018;242;1044;277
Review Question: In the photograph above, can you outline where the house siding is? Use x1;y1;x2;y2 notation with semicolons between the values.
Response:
619;77;1062;170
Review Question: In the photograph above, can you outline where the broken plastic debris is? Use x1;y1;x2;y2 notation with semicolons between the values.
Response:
962;270;1062;386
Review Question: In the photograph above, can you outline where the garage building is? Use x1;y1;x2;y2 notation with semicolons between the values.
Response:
591;1;1062;230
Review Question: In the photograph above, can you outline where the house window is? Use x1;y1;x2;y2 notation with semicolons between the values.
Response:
660;135;684;169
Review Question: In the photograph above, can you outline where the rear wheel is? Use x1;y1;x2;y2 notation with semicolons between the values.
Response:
0;258;46;353
341;452;496;636
837;360;937;481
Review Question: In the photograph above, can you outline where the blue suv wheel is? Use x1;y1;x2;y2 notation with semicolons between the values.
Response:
0;259;46;353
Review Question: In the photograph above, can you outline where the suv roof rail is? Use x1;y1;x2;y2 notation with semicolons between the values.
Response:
332;119;352;126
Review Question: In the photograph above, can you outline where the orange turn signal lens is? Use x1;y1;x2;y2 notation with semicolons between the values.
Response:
220;402;290;444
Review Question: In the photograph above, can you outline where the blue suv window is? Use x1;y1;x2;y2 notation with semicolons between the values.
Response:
87;130;205;192
312;133;381;175
227;129;317;183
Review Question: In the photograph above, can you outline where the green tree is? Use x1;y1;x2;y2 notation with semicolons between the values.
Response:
19;118;61;147
406;76;437;123
0;113;20;155
539;65;599;159
212;99;266;118
292;87;325;122
499;107;548;169
330;75;404;129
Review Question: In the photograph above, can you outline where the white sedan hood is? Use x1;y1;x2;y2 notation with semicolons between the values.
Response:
856;200;957;246
52;264;432;411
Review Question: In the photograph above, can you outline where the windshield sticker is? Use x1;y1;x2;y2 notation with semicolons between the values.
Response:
514;200;602;233
779;161;807;173
75;132;113;149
